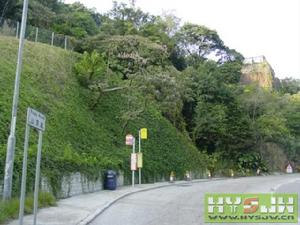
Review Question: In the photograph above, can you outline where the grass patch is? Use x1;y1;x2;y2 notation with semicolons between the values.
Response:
0;192;56;224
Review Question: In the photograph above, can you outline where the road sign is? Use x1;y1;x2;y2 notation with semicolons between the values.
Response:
137;153;143;168
286;164;293;173
19;108;46;225
138;128;147;185
27;108;46;131
126;134;134;145
140;128;147;139
131;153;137;171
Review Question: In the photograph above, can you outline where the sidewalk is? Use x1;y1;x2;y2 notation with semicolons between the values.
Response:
8;179;216;225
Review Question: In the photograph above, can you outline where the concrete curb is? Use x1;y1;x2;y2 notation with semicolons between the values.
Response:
77;178;226;225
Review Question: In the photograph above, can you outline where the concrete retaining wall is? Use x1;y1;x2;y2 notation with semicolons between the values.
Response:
41;172;124;198
0;171;124;199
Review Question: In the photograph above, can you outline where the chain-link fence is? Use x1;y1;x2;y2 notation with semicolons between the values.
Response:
0;19;76;50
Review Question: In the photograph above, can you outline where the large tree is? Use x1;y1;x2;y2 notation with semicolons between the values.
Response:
174;23;243;66
52;2;99;38
0;0;17;21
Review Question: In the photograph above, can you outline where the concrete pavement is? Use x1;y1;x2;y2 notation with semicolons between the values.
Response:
90;174;300;225
8;174;300;225
8;178;220;225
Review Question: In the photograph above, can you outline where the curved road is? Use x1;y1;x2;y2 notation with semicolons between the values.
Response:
90;174;300;225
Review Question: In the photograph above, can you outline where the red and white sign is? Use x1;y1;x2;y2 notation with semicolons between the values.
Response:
126;134;134;145
286;164;293;173
131;153;137;171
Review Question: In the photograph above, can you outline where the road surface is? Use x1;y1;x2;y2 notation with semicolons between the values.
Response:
90;174;300;225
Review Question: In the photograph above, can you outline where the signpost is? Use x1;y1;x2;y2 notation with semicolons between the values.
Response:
131;153;137;171
125;134;134;146
286;163;293;174
19;108;46;225
27;108;46;131
138;128;147;185
126;129;147;186
137;153;143;168
126;134;136;187
140;128;147;139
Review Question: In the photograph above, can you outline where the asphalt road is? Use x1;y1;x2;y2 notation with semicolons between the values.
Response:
90;174;300;225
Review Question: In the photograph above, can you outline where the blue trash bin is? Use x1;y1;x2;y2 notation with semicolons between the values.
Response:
104;170;117;190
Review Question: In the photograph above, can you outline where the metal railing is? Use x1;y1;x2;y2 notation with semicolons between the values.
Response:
243;55;266;64
0;19;76;50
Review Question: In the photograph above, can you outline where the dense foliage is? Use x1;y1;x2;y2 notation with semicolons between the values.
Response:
0;36;206;198
71;1;299;175
1;0;100;38
0;0;299;200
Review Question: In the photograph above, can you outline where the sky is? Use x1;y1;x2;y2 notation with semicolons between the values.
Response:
64;0;300;79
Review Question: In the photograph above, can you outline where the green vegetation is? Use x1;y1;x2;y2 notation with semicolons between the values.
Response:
0;35;206;198
0;192;56;224
0;0;300;206
3;0;100;38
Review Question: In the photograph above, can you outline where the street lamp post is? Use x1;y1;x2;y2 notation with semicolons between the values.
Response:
3;0;29;200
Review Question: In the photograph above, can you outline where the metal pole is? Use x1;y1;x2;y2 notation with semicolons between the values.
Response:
132;138;135;187
3;0;29;201
138;130;141;185
18;123;30;225
51;32;54;46
16;21;19;39
35;27;38;42
64;36;67;50
33;131;43;225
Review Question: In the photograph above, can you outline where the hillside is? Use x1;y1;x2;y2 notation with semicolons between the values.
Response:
1;1;300;202
0;36;206;197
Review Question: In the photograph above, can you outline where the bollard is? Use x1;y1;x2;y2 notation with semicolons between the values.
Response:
169;171;175;183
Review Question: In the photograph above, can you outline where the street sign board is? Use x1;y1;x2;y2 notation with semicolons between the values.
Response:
126;134;134;145
286;164;293;173
27;108;46;131
20;107;46;225
140;128;147;139
137;153;143;168
131;153;137;171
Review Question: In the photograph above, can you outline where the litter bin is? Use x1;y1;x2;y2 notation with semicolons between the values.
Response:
104;170;117;190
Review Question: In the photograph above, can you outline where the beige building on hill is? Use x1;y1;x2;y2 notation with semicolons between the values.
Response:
241;56;279;89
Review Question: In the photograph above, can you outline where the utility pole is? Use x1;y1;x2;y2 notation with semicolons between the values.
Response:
3;0;29;200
